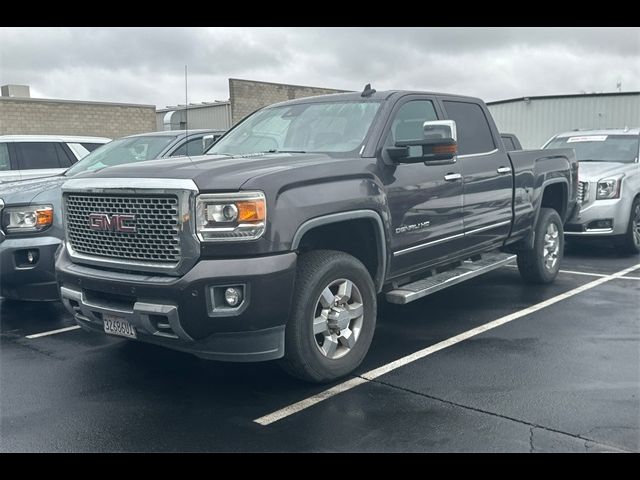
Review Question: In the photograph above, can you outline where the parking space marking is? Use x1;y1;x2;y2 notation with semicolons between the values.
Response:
25;325;81;339
506;264;640;280
254;263;640;426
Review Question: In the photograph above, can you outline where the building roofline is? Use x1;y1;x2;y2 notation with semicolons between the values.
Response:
0;96;155;109
487;91;640;106
156;101;231;113
228;77;349;93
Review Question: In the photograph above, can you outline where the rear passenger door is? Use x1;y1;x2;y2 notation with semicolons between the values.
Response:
14;142;72;180
440;99;513;251
0;142;22;182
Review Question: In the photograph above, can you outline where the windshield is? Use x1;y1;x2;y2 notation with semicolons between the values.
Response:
207;101;382;156
544;134;639;163
65;135;178;176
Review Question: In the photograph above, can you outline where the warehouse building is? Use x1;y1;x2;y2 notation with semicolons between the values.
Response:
0;84;156;138
488;92;640;149
157;78;348;131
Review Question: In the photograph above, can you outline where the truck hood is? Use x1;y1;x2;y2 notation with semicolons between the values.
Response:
0;175;67;205
70;153;344;191
578;161;636;182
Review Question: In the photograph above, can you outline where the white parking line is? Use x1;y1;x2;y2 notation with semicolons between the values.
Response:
254;262;640;426
505;264;640;280
25;325;81;339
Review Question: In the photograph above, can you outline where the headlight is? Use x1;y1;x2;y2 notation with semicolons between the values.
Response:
1;204;54;233
596;176;623;200
196;192;266;241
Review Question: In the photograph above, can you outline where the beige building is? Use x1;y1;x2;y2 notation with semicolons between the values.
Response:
0;84;156;138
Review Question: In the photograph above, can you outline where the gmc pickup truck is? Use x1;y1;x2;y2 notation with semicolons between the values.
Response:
55;87;578;383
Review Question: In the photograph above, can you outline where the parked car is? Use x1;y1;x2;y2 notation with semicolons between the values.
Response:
500;133;522;151
55;88;577;383
543;128;640;254
0;135;111;183
0;129;225;301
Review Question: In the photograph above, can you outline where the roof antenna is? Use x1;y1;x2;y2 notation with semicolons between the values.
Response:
184;65;189;151
361;83;376;97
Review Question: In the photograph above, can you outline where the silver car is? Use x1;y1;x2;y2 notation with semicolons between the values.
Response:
543;128;640;254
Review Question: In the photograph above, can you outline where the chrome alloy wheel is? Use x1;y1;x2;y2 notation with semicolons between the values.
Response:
543;222;560;270
633;203;640;247
312;278;364;359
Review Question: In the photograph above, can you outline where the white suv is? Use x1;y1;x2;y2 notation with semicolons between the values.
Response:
0;135;111;183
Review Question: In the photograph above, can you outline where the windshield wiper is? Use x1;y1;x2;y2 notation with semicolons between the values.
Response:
263;149;307;154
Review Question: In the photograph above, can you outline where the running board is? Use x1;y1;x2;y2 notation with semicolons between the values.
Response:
385;252;516;305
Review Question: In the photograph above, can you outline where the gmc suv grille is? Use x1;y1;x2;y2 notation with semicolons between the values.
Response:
65;193;181;264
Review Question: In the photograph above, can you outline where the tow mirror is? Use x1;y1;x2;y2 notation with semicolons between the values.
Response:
384;120;458;165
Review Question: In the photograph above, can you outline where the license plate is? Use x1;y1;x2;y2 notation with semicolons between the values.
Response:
103;314;137;339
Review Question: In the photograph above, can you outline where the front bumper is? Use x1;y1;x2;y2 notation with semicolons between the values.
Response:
565;197;628;238
56;248;297;362
0;235;62;300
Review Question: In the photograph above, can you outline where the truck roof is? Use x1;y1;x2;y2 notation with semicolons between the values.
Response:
266;90;483;108
555;128;639;137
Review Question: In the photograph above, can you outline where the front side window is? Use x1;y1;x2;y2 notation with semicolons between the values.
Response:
170;137;206;157
15;142;62;169
443;101;496;155
65;135;178;176
544;135;639;163
207;101;382;156
0;143;10;171
384;100;438;157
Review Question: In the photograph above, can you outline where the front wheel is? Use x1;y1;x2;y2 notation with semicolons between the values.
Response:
614;197;640;255
517;208;564;284
279;250;377;383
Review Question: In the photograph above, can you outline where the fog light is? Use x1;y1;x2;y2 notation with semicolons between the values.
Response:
224;287;243;307
27;250;36;263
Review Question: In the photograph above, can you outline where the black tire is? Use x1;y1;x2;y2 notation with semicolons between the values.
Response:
517;208;564;284
614;197;640;255
279;250;377;383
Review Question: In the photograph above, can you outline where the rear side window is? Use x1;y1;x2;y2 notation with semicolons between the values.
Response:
443;101;496;155
14;142;65;169
0;143;11;171
170;137;206;157
81;143;104;153
502;136;516;151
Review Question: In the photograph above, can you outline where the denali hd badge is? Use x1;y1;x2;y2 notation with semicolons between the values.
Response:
89;213;136;233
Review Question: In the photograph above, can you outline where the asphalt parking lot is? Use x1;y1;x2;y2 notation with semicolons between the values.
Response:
1;242;638;452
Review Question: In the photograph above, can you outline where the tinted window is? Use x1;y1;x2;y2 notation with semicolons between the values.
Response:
0;143;11;171
385;100;438;157
443;101;495;155
170;137;206;157
544;135;639;164
15;142;63;169
502;136;516;151
81;143;104;152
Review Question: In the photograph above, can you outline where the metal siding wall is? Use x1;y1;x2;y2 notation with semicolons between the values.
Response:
489;95;640;149
155;103;232;131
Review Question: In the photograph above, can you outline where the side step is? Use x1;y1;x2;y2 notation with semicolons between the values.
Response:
385;252;516;305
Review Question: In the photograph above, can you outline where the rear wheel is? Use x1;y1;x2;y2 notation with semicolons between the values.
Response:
517;208;564;284
614;197;640;255
279;250;377;383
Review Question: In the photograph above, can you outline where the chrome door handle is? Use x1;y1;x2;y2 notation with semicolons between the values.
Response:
497;167;511;174
444;173;462;182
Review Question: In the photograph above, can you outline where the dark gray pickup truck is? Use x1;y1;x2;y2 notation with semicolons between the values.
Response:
55;87;578;383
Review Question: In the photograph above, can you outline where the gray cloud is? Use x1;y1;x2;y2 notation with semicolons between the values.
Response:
1;27;638;108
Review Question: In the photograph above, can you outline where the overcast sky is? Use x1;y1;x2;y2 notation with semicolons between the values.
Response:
1;27;638;108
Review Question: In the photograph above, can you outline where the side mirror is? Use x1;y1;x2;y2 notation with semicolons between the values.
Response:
202;134;216;152
384;120;458;165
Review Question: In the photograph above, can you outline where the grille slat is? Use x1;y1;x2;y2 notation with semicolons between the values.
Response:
65;193;181;264
577;181;588;204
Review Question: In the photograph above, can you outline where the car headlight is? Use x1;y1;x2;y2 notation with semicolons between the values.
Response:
1;204;54;233
596;176;623;200
195;192;266;241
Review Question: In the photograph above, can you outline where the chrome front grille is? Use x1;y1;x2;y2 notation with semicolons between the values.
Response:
65;193;181;264
577;181;589;204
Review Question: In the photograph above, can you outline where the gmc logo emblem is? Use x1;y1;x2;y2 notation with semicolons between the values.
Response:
89;213;136;233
